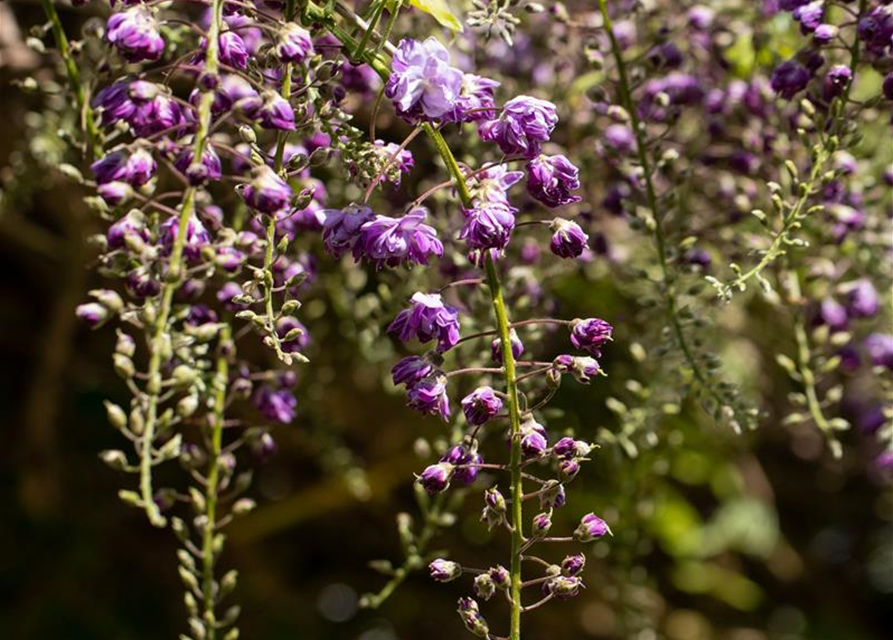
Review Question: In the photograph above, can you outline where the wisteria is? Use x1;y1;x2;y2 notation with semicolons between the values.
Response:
14;0;892;638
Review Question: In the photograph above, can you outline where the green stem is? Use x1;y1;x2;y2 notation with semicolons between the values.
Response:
264;0;297;362
139;0;225;527
484;256;524;640
597;0;726;413
39;0;101;159
201;325;232;638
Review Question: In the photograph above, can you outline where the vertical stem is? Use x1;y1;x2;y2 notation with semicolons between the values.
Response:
201;325;232;638
484;255;524;640
39;0;101;159
597;0;725;410
139;0;225;527
264;0;297;358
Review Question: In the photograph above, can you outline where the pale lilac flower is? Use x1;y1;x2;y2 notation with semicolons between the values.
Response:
473;165;525;204
866;334;893;369
546;576;584;599
447;73;500;122
218;30;249;68
277;23;314;62
106;7;165;62
479;95;558;158
386;37;464;121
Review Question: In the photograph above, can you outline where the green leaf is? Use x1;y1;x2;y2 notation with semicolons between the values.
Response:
411;0;463;32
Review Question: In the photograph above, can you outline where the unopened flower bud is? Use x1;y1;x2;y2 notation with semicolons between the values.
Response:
115;331;136;357
547;575;584;599
113;353;135;378
99;449;128;470
104;401;127;430
574;513;611;542
457;598;488;638
429;558;462;583
232;498;256;516
418;462;453;494
489;565;510;590
473;573;495;600
532;511;552;537
561;553;586;576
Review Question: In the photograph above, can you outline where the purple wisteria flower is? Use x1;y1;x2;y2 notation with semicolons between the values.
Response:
107;210;150;250
479;95;558;158
174;147;223;185
461;386;503;426
211;74;259;114
392;355;434;387
447;73;500;122
253;386;297;424
355;208;443;269
159;213;211;262
258;91;296;130
241;166;293;215
106;7;165;62
574;513;611;542
491;328;524;364
441;445;483;486
92;148;156;187
459;201;516;252
218;30;249;68
816;298;849;331
570;318;613;356
526;154;582;208
550;219;589;259
473;165;525;204
276;23;314;62
321;204;376;258
407;376;450;420
843;279;879;318
770;60;810;99
419;461;454;493
388;292;460;352
865;334;893;369
823;64;853;100
520;419;548;459
386;37;463;121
